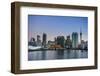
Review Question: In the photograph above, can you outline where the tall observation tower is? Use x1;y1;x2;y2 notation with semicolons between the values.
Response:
80;28;82;43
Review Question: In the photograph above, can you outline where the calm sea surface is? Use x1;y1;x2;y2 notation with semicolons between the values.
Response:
28;50;88;61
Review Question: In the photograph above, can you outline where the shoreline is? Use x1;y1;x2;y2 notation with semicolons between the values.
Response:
29;48;88;51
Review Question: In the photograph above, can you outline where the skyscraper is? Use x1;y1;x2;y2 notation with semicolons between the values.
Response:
42;33;47;47
54;37;57;45
37;35;42;46
72;32;78;48
65;35;72;48
37;35;40;41
29;37;36;46
57;36;65;48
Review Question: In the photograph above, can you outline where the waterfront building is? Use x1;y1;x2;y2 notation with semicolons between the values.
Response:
47;40;55;48
42;33;47;48
57;36;65;48
36;35;42;46
80;40;88;49
49;45;62;49
80;40;85;49
85;41;88;49
54;37;57;45
65;35;72;48
29;37;37;46
72;32;78;48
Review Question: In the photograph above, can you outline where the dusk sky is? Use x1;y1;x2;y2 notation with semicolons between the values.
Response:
28;15;88;42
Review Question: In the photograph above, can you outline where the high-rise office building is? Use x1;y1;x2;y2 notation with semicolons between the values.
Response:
57;36;65;48
54;37;57;45
37;35;42;46
37;35;40;41
65;35;72;48
72;32;78;48
29;37;36;46
30;37;35;42
42;33;47;47
80;40;88;49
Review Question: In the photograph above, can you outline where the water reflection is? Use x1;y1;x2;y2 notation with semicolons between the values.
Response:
28;50;88;61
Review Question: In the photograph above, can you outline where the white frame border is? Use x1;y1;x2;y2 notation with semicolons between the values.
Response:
20;6;95;70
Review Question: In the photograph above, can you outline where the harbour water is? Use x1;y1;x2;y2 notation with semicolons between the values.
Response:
28;50;88;61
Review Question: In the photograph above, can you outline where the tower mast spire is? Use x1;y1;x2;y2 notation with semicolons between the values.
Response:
80;28;82;43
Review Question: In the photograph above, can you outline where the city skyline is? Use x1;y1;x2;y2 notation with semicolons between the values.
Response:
28;15;88;42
